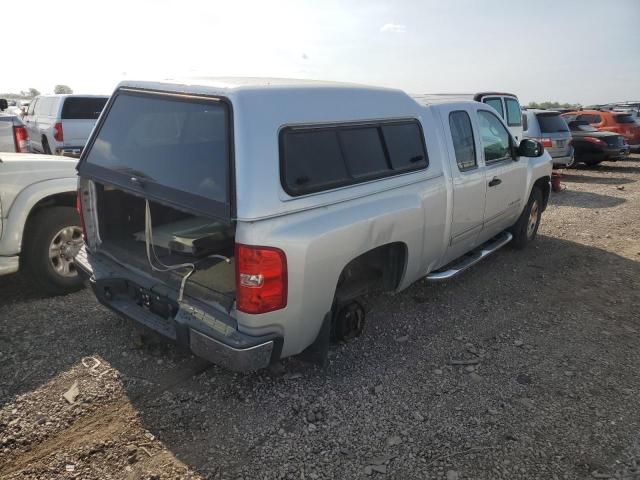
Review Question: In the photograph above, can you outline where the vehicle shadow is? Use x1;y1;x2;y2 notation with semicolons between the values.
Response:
0;272;60;304
548;189;625;209
586;164;640;175
1;235;639;478
560;173;635;185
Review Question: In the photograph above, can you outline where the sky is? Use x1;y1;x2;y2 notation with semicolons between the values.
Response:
1;0;638;105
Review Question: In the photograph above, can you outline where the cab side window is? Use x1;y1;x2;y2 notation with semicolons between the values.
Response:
449;111;477;171
477;110;512;164
483;98;504;119
27;99;38;116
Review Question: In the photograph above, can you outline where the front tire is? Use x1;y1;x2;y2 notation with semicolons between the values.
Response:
510;187;543;250
583;159;603;167
23;206;84;295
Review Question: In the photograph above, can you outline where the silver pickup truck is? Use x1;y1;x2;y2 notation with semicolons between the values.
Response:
75;78;552;371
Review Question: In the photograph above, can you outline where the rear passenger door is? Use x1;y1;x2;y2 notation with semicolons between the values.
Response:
439;105;486;253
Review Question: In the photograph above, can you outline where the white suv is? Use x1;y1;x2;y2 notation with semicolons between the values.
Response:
23;94;109;157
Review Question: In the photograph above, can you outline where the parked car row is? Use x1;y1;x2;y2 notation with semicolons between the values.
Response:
0;78;636;371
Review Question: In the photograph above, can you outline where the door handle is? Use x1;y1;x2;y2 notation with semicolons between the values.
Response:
488;177;502;187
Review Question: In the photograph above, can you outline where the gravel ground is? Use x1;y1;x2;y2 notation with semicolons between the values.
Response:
1;155;639;480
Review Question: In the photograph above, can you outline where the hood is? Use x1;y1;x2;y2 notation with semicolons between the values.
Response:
0;152;77;171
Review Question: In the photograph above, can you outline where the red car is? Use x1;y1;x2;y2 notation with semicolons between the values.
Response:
562;110;640;151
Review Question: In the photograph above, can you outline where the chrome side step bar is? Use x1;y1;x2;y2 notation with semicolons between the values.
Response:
426;231;513;281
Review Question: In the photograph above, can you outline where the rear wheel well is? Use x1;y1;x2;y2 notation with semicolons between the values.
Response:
334;242;407;304
23;192;76;238
533;176;551;211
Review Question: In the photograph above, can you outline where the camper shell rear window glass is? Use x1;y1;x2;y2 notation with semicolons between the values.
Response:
62;97;109;120
80;89;232;221
280;120;428;196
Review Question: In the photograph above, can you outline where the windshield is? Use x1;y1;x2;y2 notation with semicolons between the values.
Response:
569;121;598;132
614;114;636;124
61;97;109;120
82;90;231;219
536;113;569;133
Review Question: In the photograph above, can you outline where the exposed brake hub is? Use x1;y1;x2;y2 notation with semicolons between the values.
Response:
332;301;366;342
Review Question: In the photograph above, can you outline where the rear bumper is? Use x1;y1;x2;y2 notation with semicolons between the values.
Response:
75;247;280;371
55;146;83;158
0;255;19;276
606;144;631;159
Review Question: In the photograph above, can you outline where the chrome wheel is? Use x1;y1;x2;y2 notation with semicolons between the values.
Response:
527;201;539;239
48;226;83;277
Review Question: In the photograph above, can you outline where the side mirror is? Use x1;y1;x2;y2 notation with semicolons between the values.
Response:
0;99;8;111
517;138;544;158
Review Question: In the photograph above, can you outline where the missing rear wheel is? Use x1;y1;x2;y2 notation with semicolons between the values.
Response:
332;301;366;342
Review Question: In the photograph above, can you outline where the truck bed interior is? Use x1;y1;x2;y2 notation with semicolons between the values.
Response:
95;183;235;306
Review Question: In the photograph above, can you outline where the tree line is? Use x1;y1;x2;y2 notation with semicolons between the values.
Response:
1;85;74;99
526;101;581;110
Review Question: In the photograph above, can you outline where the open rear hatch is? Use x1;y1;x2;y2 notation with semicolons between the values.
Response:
77;88;235;306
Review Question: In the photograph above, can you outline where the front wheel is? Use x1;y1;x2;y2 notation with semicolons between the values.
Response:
509;188;543;250
583;159;603;167
22;206;85;295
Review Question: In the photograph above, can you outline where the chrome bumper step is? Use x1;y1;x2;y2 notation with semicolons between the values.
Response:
426;231;513;281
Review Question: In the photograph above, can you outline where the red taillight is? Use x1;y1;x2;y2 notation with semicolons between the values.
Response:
76;190;87;239
53;122;64;142
584;136;606;146
235;244;287;314
13;125;29;153
539;138;553;148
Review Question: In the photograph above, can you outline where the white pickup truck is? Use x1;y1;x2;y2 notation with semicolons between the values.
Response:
75;78;552;371
23;94;109;157
0;152;83;294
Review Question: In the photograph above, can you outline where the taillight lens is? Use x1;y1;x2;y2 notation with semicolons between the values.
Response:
53;122;64;142
584;136;606;146
539;138;553;148
13;125;29;152
235;244;287;314
76;190;87;240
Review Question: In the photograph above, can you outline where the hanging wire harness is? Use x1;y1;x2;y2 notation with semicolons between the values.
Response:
144;199;230;302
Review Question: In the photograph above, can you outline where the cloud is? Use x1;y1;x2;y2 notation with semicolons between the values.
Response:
380;23;406;34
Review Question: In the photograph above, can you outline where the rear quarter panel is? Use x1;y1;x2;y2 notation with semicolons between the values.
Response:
234;173;447;357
